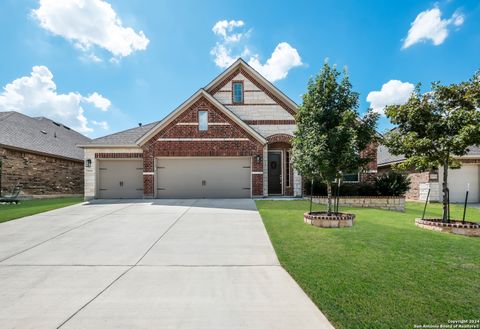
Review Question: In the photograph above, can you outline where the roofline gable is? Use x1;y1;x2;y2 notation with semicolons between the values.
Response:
204;58;298;114
136;89;267;146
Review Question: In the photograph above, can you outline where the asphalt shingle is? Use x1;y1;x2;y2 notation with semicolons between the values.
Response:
0;111;90;161
84;121;159;146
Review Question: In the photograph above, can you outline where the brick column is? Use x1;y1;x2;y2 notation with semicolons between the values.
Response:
252;149;264;197
143;150;155;198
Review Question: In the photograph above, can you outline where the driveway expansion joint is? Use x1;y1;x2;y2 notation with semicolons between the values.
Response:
0;203;136;263
56;202;194;329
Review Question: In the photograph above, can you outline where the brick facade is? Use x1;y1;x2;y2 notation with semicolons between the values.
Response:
141;96;264;197
0;146;84;197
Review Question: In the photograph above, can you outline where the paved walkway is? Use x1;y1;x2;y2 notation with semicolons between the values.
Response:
0;199;333;329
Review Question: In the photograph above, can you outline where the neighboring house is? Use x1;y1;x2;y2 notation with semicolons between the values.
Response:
0;111;90;197
80;59;378;200
377;144;480;203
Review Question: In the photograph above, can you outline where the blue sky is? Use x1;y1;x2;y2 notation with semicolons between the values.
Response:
0;0;479;138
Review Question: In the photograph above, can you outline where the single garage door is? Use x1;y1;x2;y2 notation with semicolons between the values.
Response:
447;165;479;203
156;157;251;198
98;160;143;198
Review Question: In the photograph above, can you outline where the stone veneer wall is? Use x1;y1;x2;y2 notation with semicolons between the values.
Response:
310;196;405;211
0;146;84;197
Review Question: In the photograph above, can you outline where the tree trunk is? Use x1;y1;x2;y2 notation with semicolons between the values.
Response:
442;156;449;223
326;181;332;215
309;178;314;214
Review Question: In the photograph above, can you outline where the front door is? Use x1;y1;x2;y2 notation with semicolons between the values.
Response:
268;153;282;195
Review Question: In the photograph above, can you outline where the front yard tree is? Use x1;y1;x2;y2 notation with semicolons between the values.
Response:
384;71;480;222
293;62;378;215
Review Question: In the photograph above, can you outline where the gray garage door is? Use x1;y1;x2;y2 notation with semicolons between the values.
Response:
156;157;251;198
98;160;143;198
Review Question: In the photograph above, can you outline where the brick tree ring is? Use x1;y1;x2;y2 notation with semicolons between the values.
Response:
304;212;355;228
415;218;480;237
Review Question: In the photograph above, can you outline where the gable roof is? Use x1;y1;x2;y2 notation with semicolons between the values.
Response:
0;111;90;161
136;89;267;146
80;121;159;147
205;58;298;114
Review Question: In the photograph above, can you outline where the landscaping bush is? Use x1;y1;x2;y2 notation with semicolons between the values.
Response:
304;171;410;197
374;171;410;196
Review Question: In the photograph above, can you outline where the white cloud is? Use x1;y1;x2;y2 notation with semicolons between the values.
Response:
92;120;109;130
32;0;149;60
84;92;111;111
0;66;111;133
402;7;464;49
212;20;246;43
248;43;302;82
366;80;415;115
210;20;302;82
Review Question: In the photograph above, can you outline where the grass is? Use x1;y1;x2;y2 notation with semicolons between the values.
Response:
256;200;480;329
0;197;83;223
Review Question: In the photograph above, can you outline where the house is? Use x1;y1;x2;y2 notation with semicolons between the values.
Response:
0;111;90;197
377;144;480;203
80;59;303;199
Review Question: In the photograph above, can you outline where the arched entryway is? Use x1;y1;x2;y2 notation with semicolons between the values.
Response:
267;134;294;196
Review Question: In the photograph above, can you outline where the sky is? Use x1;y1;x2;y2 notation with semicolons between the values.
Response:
0;0;479;138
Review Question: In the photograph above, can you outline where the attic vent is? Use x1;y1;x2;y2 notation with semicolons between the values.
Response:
63;125;71;130
40;130;47;134
52;121;61;127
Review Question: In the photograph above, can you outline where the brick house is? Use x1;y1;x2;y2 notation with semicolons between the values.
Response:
80;59;377;200
0;111;90;197
377;144;480;203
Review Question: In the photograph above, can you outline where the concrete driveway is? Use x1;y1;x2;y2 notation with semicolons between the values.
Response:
0;199;333;329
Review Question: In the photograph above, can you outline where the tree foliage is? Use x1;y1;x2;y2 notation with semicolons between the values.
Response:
292;62;378;214
383;70;480;221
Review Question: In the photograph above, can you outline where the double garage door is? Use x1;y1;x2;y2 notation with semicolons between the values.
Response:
97;157;251;199
157;157;251;198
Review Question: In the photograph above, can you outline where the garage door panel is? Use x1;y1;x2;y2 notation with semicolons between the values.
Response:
448;165;479;203
98;160;144;199
157;158;251;198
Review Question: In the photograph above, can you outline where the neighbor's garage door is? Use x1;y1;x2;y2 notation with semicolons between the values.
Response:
156;157;251;198
98;160;143;198
447;165;479;203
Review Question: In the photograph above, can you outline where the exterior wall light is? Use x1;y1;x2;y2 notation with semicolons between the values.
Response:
85;159;92;168
256;155;262;163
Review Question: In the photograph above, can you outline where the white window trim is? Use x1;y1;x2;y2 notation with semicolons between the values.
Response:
198;111;208;131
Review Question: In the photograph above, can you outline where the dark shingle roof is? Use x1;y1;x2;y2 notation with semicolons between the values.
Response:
84;121;159;146
378;144;480;166
0;111;90;161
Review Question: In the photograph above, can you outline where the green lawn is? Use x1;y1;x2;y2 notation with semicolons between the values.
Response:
0;197;83;223
256;200;480;329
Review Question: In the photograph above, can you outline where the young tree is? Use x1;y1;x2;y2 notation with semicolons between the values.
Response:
292;62;378;215
384;71;480;222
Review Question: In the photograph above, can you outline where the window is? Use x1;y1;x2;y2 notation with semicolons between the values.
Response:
342;172;359;182
198;111;208;131
285;151;291;187
232;81;243;103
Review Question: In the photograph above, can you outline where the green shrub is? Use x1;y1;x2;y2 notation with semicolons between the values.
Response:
374;171;410;196
304;171;410;197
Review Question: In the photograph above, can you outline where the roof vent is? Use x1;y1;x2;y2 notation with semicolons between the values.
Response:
63;125;71;130
138;123;142;127
41;130;47;134
52;121;61;127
